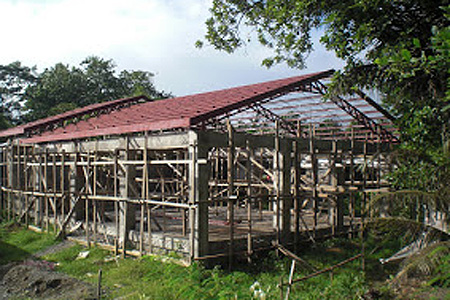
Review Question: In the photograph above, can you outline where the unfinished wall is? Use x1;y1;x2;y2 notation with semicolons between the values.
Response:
0;127;393;264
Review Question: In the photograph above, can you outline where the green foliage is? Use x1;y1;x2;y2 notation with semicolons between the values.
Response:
0;56;168;124
395;242;450;284
202;1;449;152
428;253;450;287
0;61;37;128
22;56;167;122
37;238;371;300
0;222;56;264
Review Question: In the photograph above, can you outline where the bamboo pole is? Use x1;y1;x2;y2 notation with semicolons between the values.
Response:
86;152;91;248
246;139;253;262
114;150;119;256
144;133;152;253
52;153;57;233
32;146;38;225
139;203;144;256
16;142;20;217
285;260;296;300
349;129;355;238
121;200;127;258
274;120;281;246
331;140;337;236
293;120;301;252
290;254;362;284
44;150;49;232
7;145;11;221
309;125;318;236
93;148;98;244
227;119;235;271
24;146;29;226
361;134;368;272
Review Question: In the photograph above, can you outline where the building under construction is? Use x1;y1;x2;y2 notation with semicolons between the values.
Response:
0;70;398;264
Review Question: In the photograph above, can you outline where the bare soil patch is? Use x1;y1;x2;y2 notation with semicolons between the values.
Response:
0;241;96;300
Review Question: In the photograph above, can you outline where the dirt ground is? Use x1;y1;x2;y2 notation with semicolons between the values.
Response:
0;241;96;300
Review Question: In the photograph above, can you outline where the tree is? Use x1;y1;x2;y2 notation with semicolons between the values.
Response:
201;1;450;288
118;70;168;99
24;63;87;121
23;56;166;122
200;1;449;146
0;62;37;128
201;1;449;185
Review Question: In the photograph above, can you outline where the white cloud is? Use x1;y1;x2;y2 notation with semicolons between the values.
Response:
0;0;343;96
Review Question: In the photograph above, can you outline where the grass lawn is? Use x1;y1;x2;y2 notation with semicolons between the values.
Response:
1;219;448;299
0;221;57;264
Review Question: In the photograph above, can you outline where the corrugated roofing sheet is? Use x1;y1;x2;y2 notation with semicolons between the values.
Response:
15;70;334;144
0;95;150;138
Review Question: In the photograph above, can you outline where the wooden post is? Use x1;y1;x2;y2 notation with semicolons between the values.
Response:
52;153;57;233
121;200;127;258
93;149;98;244
246;139;253;262
293;120;301;252
86;152;91;248
309;125;318;236
60;150;66;231
331;140;344;235
114;150;119;255
44;149;49;232
32;146;38;226
15;142;20;217
285;260;296;300
24;146;29;226
227;120;235;270
144;134;152;253
7;145;12;221
274;121;281;246
147;203;152;253
349;129;355;238
139;202;144;256
361;134;368;272
0;146;5;212
97;269;102;300
139;137;148;256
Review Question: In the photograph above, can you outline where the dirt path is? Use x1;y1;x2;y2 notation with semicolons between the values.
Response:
0;241;96;300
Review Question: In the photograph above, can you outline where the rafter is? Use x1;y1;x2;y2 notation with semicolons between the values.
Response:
312;81;399;143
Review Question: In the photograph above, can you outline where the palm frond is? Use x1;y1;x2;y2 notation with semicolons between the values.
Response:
366;217;449;245
366;190;449;225
393;241;450;283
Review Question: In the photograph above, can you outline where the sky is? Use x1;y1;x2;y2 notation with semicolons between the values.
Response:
0;0;344;97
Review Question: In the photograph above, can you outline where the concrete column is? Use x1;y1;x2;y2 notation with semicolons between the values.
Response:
69;151;84;223
273;137;292;243
118;146;138;245
188;131;210;260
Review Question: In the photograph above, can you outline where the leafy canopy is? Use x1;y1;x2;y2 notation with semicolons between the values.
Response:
23;56;168;122
200;1;450;213
0;62;37;128
200;1;449;145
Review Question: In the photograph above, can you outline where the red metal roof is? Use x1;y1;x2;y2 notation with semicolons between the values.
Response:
0;95;150;139
19;70;334;144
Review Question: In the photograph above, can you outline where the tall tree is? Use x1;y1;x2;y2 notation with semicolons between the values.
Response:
24;63;86;121
200;0;449;146
0;61;37;128
200;1;450;192
23;56;166;122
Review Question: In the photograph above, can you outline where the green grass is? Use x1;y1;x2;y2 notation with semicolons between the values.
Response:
7;220;434;300
40;239;368;300
0;221;57;264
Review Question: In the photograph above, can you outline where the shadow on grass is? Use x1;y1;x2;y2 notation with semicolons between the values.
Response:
0;239;32;265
